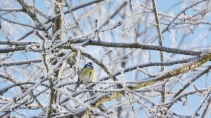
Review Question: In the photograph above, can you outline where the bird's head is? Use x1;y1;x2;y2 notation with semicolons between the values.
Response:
84;62;94;69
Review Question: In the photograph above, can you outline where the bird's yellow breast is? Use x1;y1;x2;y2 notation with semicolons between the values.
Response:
79;68;95;81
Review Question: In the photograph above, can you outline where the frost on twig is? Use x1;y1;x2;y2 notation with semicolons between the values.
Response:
1;0;211;118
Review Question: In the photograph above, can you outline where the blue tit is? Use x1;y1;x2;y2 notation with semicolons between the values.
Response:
76;62;95;88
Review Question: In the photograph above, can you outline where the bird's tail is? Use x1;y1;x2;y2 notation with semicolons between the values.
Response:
75;78;81;90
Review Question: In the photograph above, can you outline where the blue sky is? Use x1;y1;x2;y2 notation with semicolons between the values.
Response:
1;0;211;117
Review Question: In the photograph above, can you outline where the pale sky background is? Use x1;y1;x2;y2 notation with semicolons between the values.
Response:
0;0;211;117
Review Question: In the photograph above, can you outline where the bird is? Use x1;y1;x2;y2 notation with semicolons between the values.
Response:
75;62;95;89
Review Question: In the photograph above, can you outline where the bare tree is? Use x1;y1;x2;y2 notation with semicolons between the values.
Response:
0;0;211;117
